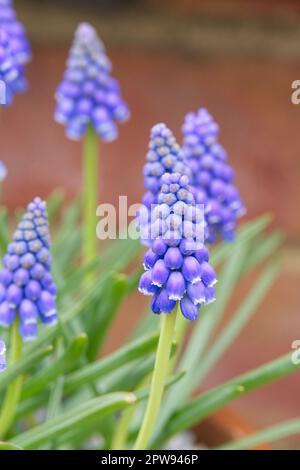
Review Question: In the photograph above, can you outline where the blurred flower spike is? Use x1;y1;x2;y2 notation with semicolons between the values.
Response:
182;108;245;243
0;197;58;341
0;0;32;65
0;28;26;105
54;22;130;141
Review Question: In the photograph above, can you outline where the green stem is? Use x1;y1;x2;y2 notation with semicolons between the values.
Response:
134;311;177;450
0;321;23;438
111;406;136;450
169;306;189;372
83;126;99;267
112;374;150;450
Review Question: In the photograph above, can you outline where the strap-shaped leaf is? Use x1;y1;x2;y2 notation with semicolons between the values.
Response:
0;346;53;392
64;332;159;394
154;353;300;447
22;334;87;399
217;417;300;450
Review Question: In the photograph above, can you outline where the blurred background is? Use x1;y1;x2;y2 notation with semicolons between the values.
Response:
1;0;300;449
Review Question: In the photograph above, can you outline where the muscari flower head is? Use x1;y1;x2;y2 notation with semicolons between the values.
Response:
142;123;189;209
54;22;130;141
0;197;58;341
0;0;32;65
0;27;26;105
0;160;7;182
138;172;217;321
182;108;245;243
0;338;6;372
138;123;190;245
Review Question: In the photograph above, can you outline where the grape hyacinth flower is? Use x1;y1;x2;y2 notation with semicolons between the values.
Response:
0;197;58;341
138;172;217;321
0;28;25;105
142;123;189;210
0;339;6;372
54;22;130;141
138;123;190;245
0;0;31;65
135;171;216;450
182;108;245;243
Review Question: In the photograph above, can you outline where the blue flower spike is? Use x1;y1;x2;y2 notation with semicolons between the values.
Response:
0;0;31;65
0;27;22;105
54;22;130;141
138;123;190;245
139;171;217;321
142;123;189;209
182;108;245;243
0;197;58;341
0;338;6;372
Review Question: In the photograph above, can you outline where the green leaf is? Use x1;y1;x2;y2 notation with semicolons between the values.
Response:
52;200;82;278
47;188;65;223
95;238;141;274
86;274;128;361
240;231;283;276
64;332;159;394
0;441;22;450
193;259;281;385
15;395;47;422
130;309;156;341
25;275;109;352
181;240;250;388
155;352;300;446
210;213;273;267
59;238;140;298
53;371;185;449
46;376;65;422
52;199;81;252
217;417;300;450
0;346;53;392
99;357;155;394
22;334;87;399
101;338;177;395
125;268;143;295
155;239;249;439
12;392;138;449
0;207;9;257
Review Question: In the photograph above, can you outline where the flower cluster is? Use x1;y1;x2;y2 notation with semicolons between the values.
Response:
182;108;245;243
0;338;5;372
54;22;130;141
142;123;189;209
0;197;58;341
0;160;7;182
0;0;31;65
139;172;217;321
138;123;190;245
0;28;23;105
